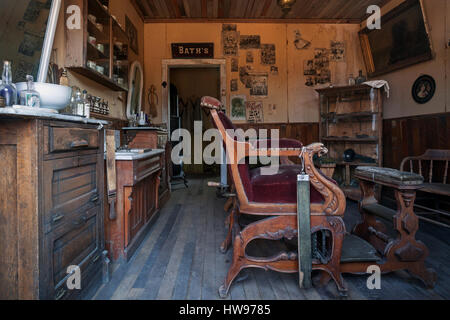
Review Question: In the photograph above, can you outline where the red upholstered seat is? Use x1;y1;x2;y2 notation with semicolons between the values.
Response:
250;165;325;204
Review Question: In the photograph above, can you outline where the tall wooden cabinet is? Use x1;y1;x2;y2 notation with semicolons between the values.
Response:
316;85;384;200
0;115;106;300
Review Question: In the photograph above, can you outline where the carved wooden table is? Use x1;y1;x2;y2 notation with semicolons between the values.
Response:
341;167;437;288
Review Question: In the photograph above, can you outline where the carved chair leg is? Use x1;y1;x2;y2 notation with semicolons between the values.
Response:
224;197;233;213
221;208;236;254
324;228;347;296
407;262;437;289
219;215;297;298
313;216;347;295
219;230;247;298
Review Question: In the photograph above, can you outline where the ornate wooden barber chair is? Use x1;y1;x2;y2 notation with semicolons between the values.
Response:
200;96;349;298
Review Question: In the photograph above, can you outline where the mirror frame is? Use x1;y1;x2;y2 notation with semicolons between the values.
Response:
127;61;144;120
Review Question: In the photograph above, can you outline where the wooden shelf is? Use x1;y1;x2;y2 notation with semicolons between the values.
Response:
87;42;109;60
317;86;384;200
316;84;373;96
68;66;128;92
87;20;109;44
65;0;129;92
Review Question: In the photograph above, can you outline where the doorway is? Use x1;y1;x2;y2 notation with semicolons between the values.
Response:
162;59;226;176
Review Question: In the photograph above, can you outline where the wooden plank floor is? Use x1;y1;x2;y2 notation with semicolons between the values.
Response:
91;178;450;300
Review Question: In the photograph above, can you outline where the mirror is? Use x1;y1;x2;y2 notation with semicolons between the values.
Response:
127;61;144;120
0;0;61;83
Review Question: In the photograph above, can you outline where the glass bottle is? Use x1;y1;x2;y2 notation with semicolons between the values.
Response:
356;70;366;84
0;61;18;107
82;90;90;118
348;74;355;86
74;89;85;116
60;68;69;86
19;75;41;108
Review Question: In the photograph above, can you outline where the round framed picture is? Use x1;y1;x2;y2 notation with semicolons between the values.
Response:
412;75;436;104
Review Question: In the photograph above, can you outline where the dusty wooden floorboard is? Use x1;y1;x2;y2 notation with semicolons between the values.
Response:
90;178;450;300
186;181;208;300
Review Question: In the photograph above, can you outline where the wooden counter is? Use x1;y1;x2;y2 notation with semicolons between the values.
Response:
0;113;107;300
105;150;165;262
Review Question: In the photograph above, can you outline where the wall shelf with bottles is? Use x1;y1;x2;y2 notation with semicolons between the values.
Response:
65;0;129;92
316;84;384;201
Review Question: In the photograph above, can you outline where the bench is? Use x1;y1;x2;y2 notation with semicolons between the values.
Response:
340;166;437;288
400;149;450;227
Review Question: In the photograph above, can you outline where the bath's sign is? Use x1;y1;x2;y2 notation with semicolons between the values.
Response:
171;43;214;59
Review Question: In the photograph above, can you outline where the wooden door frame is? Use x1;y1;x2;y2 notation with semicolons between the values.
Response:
161;59;227;133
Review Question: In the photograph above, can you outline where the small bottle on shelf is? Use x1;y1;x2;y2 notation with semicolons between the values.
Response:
74;89;85;116
348;74;355;86
355;70;366;84
59;68;69;86
82;90;90;118
19;75;41;108
0;61;18;107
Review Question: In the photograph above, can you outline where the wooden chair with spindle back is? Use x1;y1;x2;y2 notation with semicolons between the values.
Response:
400;149;450;226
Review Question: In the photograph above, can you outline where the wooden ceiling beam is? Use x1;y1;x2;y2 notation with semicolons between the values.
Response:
169;0;182;17
218;0;224;18
182;0;191;17
202;0;208;17
260;0;272;17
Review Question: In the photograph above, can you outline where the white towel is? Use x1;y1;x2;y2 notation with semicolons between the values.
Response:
363;80;390;98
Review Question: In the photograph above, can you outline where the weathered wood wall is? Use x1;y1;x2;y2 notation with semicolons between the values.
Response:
383;113;450;170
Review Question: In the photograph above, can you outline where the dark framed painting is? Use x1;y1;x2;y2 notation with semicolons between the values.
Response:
412;75;435;104
359;0;433;77
125;15;138;54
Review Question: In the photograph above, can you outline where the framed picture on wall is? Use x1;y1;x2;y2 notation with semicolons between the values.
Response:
359;0;433;77
125;15;139;54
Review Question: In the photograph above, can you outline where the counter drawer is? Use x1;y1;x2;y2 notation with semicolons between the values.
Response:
42;154;102;233
44;205;102;300
47;126;99;154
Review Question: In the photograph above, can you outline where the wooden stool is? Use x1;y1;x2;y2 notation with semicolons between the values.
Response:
341;167;437;288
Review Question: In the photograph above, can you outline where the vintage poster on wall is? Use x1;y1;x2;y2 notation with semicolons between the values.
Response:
230;95;247;121
239;66;253;88
261;44;276;65
246;101;264;123
303;60;316;76
231;58;239;72
249;72;268;97
314;48;329;69
222;24;239;56
240;35;261;49
230;79;238;92
246;51;254;63
270;66;279;75
330;41;346;62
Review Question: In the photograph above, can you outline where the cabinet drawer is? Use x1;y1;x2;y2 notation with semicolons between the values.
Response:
48;127;99;154
49;206;101;298
43;154;101;232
